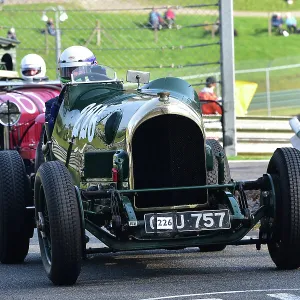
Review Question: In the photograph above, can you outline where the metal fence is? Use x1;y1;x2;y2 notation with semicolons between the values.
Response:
182;58;300;117
0;0;221;84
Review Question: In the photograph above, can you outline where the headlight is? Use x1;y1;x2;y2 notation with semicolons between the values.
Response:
0;101;21;126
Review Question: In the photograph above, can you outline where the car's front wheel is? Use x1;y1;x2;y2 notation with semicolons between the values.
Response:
267;147;300;269
34;161;82;285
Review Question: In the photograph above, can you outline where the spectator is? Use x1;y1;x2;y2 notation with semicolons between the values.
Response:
149;8;163;30
164;7;175;29
7;27;17;40
271;13;284;34
198;76;222;115
286;12;297;33
211;18;238;37
46;18;56;36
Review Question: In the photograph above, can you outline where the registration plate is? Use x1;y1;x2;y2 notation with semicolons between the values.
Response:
144;209;231;233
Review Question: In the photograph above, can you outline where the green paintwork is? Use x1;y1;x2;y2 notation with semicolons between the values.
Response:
121;196;137;226
205;144;214;171
216;152;225;184
224;191;245;220
84;150;116;179
51;77;203;186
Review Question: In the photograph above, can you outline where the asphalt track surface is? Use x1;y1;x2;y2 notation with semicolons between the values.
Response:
2;160;300;300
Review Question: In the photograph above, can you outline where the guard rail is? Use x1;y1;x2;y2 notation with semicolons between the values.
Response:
203;116;293;155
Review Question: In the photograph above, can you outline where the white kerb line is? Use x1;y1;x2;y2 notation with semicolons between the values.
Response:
267;294;300;300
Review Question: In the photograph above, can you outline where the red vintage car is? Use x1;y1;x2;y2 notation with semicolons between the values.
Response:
0;70;61;174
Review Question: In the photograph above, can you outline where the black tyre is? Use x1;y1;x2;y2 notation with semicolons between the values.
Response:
0;151;30;263
34;126;45;173
201;140;230;252
199;244;226;252
206;139;231;185
34;161;82;285
267;147;300;269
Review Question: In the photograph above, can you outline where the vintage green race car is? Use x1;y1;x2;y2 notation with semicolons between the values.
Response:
1;66;300;285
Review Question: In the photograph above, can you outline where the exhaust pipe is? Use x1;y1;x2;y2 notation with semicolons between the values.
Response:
289;116;300;150
289;116;300;137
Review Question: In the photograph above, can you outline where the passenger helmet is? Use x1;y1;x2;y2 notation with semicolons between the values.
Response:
57;46;97;85
20;54;46;80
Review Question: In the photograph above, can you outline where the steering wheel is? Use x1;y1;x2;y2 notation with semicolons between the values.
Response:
73;72;110;82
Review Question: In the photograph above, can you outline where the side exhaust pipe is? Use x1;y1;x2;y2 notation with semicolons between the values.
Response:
289;116;300;150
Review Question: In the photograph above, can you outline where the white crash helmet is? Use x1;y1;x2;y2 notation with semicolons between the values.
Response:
58;46;97;85
20;54;46;80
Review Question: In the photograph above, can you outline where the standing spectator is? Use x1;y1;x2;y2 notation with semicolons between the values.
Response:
6;27;17;40
286;12;297;33
198;76;222;115
164;7;175;29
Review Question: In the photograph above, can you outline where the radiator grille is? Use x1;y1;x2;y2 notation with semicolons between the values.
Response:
132;114;207;209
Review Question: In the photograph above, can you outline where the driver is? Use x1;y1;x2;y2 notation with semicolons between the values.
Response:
58;45;98;85
45;45;98;136
20;54;48;81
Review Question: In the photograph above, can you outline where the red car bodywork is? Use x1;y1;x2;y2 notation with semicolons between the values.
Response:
0;84;60;161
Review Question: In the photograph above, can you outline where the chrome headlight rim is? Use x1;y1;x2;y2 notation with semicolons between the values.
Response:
0;101;21;126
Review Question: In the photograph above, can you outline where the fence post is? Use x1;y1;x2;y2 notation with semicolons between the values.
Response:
266;68;271;116
220;0;236;156
154;28;158;43
45;23;49;55
96;20;101;46
268;12;272;36
216;72;221;96
55;10;62;77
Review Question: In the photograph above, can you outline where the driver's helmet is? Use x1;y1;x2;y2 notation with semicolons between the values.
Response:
58;46;98;85
20;54;46;80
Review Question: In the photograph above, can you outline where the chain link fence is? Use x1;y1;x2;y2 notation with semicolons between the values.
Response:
235;56;300;116
0;0;221;87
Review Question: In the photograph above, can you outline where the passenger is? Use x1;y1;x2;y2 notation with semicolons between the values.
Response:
20;54;48;81
45;45;98;136
198;76;222;115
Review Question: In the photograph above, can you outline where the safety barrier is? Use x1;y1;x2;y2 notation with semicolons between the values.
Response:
203;116;293;155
